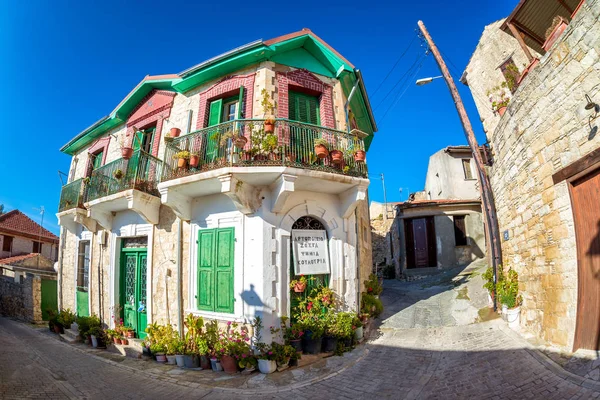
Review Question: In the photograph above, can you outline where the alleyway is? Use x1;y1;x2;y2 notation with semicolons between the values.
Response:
1;265;599;399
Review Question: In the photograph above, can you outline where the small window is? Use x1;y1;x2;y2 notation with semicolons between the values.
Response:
500;57;520;93
454;216;468;246
77;241;90;290
462;159;474;180
2;236;12;252
141;127;156;154
32;241;42;253
222;100;238;122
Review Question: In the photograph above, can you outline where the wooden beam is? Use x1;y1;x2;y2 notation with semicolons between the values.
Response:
508;23;535;62
553;146;600;184
512;19;545;46
557;0;574;14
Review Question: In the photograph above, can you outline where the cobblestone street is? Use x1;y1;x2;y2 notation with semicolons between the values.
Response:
2;265;600;399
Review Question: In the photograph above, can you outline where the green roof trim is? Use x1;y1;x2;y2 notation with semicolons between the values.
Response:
61;30;376;155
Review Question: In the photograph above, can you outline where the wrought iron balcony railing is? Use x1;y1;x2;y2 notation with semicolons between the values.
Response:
85;150;163;203
161;119;367;182
58;178;87;212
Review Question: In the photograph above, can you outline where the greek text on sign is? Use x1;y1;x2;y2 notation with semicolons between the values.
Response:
292;229;330;275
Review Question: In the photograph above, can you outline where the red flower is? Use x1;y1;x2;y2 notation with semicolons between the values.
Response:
307;302;313;311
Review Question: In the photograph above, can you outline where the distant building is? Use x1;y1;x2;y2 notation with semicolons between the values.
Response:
390;146;486;275
0;210;59;262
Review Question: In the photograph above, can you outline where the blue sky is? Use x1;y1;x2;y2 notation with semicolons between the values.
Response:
0;0;518;234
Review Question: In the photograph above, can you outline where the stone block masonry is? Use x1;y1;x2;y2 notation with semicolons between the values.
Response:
0;274;41;322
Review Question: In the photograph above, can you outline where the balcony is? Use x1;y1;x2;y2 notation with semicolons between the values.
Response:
158;119;369;219
84;150;163;229
59;178;86;213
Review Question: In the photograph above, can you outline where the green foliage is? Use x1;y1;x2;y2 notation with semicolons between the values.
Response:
183;313;204;354
260;88;275;116
173;150;190;160
57;308;76;327
77;314;101;338
497;267;522;309
361;293;383;318
482;267;495;295
314;138;329;148
383;264;396;279
486;82;510;111
113;169;123;179
364;273;383;295
293;286;336;339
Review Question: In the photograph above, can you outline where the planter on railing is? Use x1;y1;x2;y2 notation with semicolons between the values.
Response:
85;150;163;203
58;178;86;212
543;17;569;52
161;119;368;182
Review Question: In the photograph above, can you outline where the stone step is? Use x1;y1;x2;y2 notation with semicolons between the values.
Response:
63;328;79;340
59;331;79;344
107;338;146;359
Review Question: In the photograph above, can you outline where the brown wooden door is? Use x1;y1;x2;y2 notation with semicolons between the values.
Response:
413;218;429;268
571;169;600;351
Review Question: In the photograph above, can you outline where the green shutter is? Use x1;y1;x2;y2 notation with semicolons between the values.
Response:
197;227;234;313
197;230;215;311
93;151;103;169
215;228;234;313
237;86;245;120
288;91;319;125
208;99;223;126
132;130;144;152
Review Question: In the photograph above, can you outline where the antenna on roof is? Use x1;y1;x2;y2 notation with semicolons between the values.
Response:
33;206;45;268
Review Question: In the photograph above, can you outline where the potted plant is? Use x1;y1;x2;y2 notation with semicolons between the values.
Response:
197;338;211;369
482;267;496;307
164;135;174;143
314;138;329;159
189;152;200;168
122;326;135;339
82;177;91;185
173;150;190;169
121;147;134;159
120;336;129;345
170;127;181;138
497;267;522;329
113;169;123;180
286;323;304;353
234;132;248;149
323;312;339;353
256;343;277;374
260;89;276;133
150;343;167;363
237;353;258;372
174;338;185;368
486;83;510;116
335;312;356;349
354;149;366;163
364;273;383;299
330;148;344;165
273;342;296;372
290;275;307;293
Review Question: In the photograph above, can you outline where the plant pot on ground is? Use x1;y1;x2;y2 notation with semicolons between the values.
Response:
322;336;338;352
210;357;223;372
200;355;211;370
166;355;176;365
354;326;364;341
258;359;277;374
155;353;167;363
289;339;302;353
120;338;129;345
183;354;200;368
220;355;238;374
314;138;329;159
175;354;185;368
302;335;322;354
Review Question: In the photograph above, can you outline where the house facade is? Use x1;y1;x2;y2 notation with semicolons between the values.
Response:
56;29;376;341
390;146;486;275
0;210;59;262
461;0;599;351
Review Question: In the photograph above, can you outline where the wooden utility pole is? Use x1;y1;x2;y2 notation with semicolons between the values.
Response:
417;20;503;310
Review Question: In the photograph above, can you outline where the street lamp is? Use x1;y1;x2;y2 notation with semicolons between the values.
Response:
415;76;443;86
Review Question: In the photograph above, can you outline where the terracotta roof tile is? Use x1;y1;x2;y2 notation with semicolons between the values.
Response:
0;253;41;264
0;210;59;242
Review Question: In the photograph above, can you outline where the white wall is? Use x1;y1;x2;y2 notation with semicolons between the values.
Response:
424;149;479;200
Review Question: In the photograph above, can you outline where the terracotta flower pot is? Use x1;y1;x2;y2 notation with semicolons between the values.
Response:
120;338;129;345
125;330;135;339
177;158;187;169
264;121;275;133
170;128;181;138
189;154;200;168
113;337;120;344
330;150;344;164
53;324;63;334
293;282;306;293
497;106;507;116
234;136;248;149
354;150;366;163
121;147;134;159
314;144;329;159
220;355;238;374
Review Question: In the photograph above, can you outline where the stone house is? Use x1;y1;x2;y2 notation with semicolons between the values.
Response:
390;146;486;276
461;0;599;351
0;210;59;261
56;29;376;341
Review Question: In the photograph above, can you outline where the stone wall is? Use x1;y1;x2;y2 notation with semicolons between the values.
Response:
371;217;393;268
0;274;41;322
357;193;373;293
481;1;600;349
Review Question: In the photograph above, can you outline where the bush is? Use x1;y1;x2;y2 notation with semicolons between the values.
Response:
364;274;383;295
57;309;76;327
361;293;383;318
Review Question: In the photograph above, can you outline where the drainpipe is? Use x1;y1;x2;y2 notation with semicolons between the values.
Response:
354;208;361;314
176;217;183;337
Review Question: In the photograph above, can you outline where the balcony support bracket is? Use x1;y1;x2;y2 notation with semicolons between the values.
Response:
56;208;97;233
88;209;113;231
125;190;161;225
339;182;369;219
159;188;192;221
270;174;297;214
219;174;262;215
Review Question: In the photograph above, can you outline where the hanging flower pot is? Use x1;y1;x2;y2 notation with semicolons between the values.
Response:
234;135;248;149
170;127;181;138
354;150;366;163
497;106;507;117
314;139;329;159
330;150;344;164
293;281;306;293
189;154;200;168
121;147;134;159
264;119;275;134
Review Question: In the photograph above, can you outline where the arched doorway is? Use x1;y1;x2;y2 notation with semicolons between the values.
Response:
290;216;330;316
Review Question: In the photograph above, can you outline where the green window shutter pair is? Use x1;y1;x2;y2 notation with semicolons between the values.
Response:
289;91;320;125
207;86;245;126
93;151;103;170
197;227;235;313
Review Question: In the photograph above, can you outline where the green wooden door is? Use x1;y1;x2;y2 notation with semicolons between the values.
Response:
206;99;223;163
289;91;320;162
41;279;58;321
76;241;90;316
197;227;234;313
121;248;148;338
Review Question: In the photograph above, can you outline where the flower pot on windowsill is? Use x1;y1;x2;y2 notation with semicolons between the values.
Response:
543;18;568;51
314;144;329;159
170;128;181;138
497;106;507;117
354;150;366;163
121;147;134;159
330;150;344;164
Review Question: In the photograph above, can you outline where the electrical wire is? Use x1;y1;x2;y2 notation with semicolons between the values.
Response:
371;34;418;97
374;50;426;111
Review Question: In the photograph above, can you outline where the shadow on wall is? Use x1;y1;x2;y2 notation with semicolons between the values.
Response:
239;284;274;341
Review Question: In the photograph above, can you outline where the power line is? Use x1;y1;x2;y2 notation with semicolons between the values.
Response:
374;50;426;111
371;34;418;97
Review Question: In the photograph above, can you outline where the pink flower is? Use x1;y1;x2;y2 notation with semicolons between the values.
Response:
227;321;232;326
242;354;247;358
268;351;273;355
307;302;313;311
